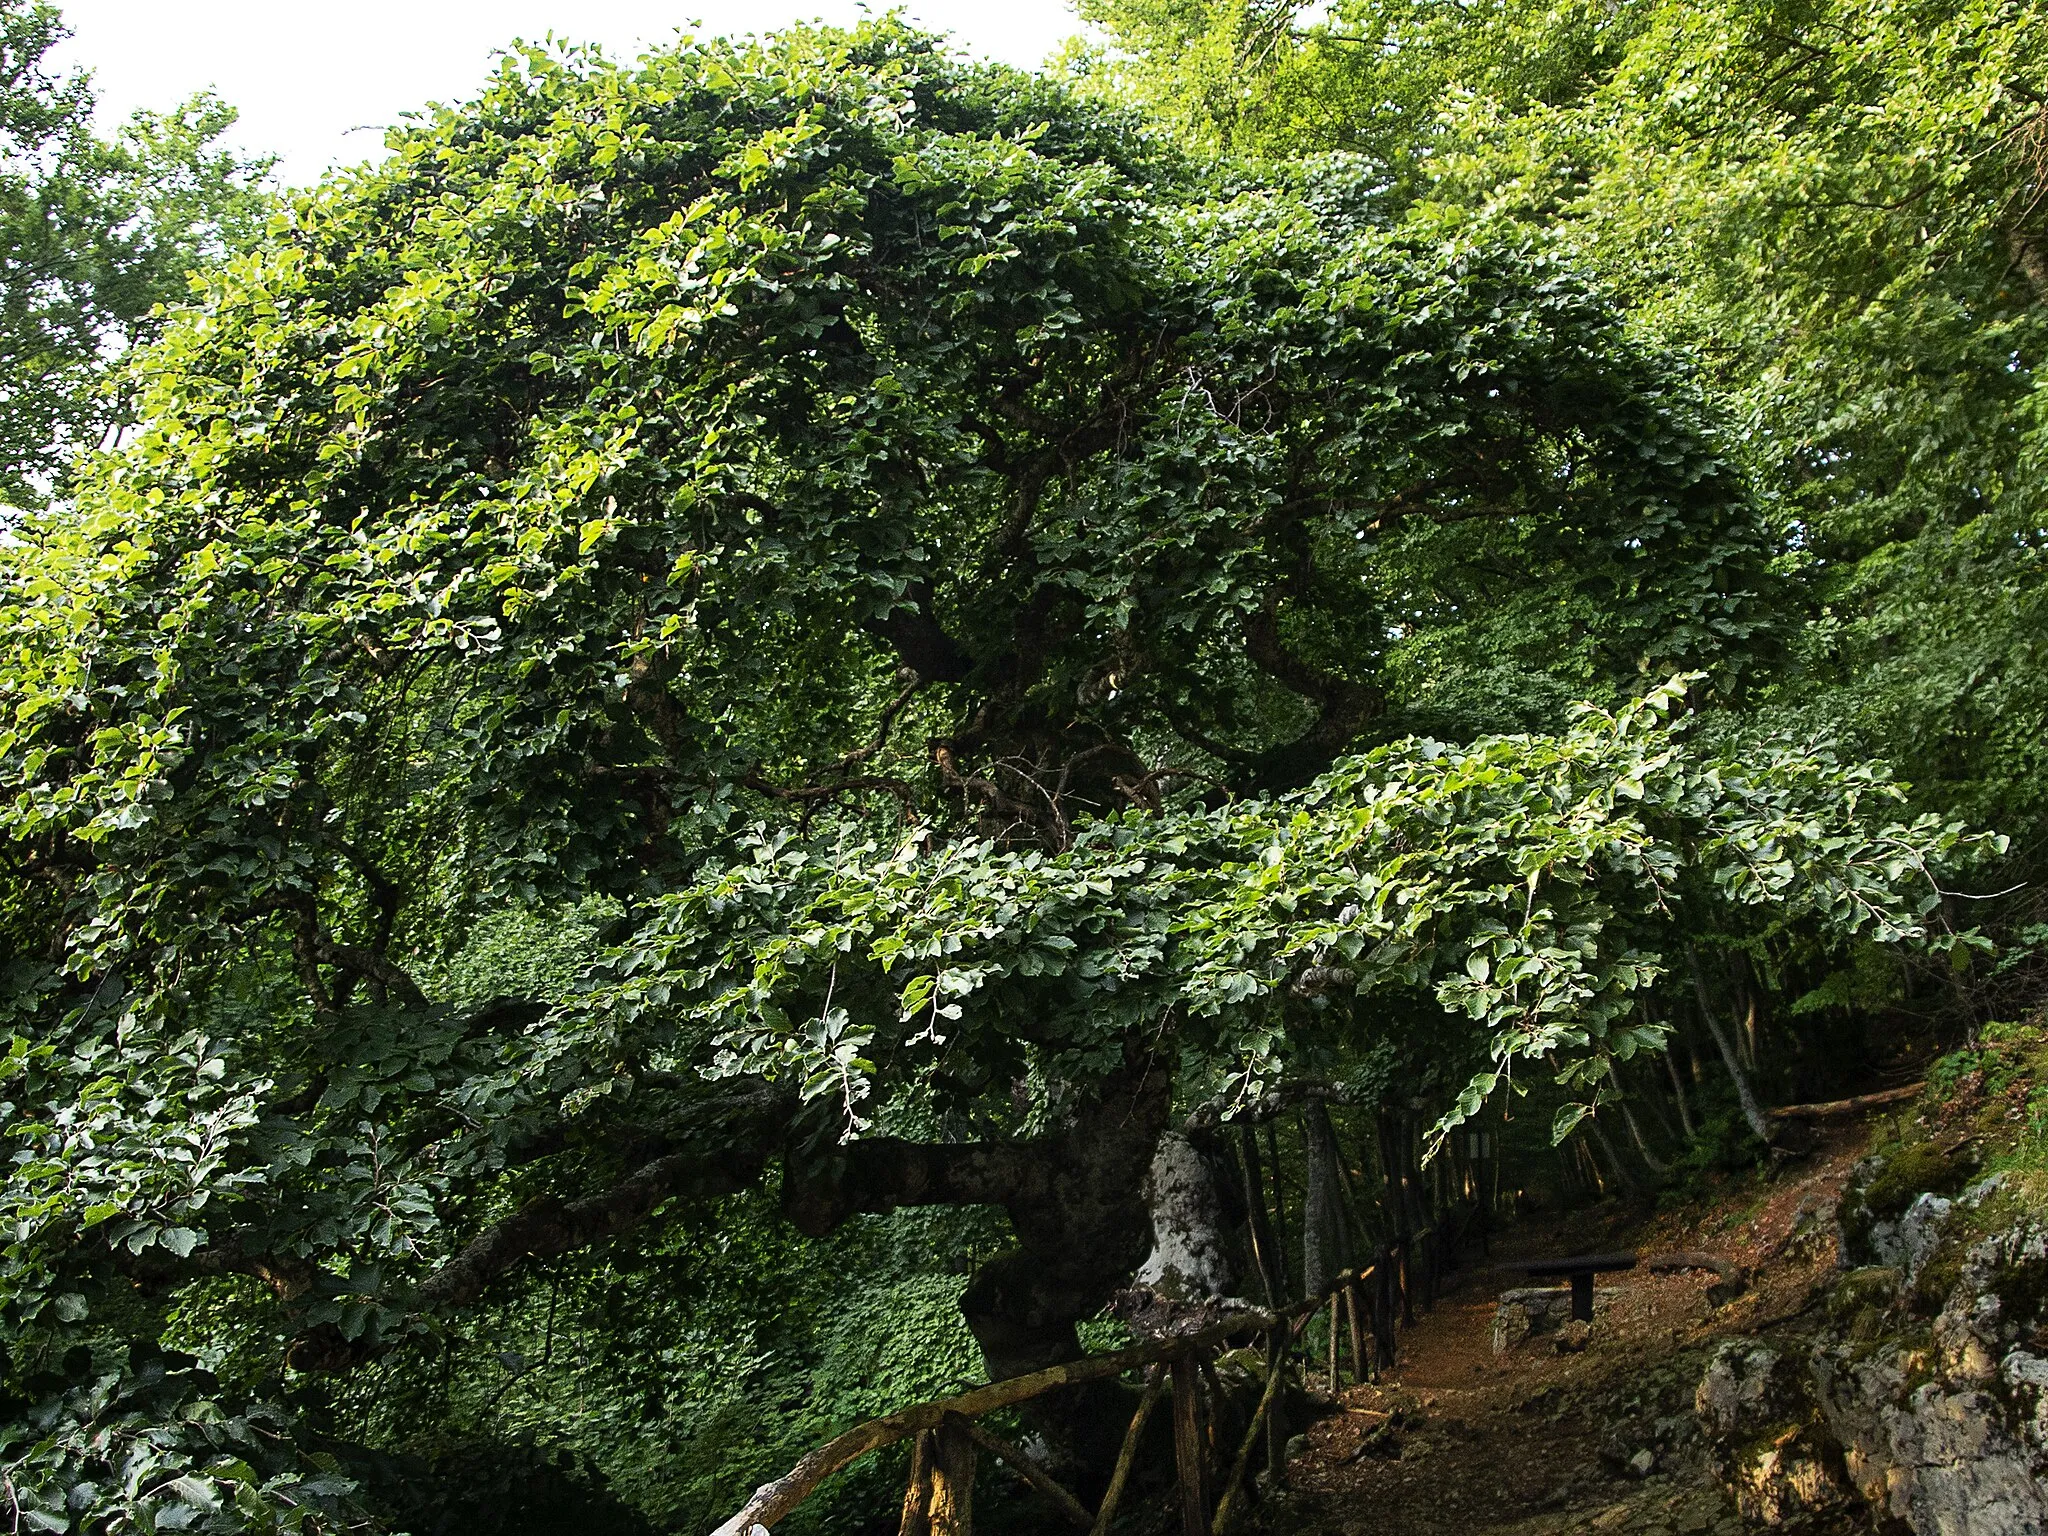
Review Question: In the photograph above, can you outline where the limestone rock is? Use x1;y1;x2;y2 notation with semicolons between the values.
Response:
1899;1193;1954;1289
1804;1221;2048;1535
1694;1338;1851;1523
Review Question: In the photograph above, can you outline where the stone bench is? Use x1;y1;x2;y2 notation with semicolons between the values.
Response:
1489;1285;1627;1352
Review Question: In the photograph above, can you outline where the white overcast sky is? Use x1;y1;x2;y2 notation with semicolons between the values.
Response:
50;1;1091;187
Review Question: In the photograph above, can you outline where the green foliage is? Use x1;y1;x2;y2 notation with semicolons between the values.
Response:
588;679;1988;1160
1080;0;2048;863
0;13;2019;1529
0;1350;371;1534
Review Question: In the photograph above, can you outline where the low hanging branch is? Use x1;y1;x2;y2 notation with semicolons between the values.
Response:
709;1266;1375;1536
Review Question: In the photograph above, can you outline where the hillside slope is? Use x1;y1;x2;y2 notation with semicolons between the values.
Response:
1257;1021;2048;1536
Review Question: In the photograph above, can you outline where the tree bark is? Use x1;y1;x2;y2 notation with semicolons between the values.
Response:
1607;1063;1669;1175
1238;1127;1284;1305
1664;1039;1699;1140
1586;1119;1642;1195
1263;1121;1292;1278
1137;1130;1237;1300
1301;1100;1349;1296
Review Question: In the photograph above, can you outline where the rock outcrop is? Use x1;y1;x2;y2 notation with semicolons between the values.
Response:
1807;1217;2048;1536
1697;1161;2048;1535
1694;1338;1852;1524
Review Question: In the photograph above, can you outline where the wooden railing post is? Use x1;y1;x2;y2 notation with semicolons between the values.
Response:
1170;1352;1210;1536
899;1429;935;1536
928;1414;977;1536
1344;1282;1367;1386
1211;1336;1288;1536
1263;1329;1286;1486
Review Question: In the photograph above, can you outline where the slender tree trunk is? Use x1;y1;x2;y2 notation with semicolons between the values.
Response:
1664;1038;1699;1140
1587;1119;1643;1195
1574;1132;1606;1196
1687;945;1773;1143
1238;1127;1283;1304
1263;1121;1291;1276
1625;1050;1683;1145
1607;1063;1669;1175
1326;1110;1377;1257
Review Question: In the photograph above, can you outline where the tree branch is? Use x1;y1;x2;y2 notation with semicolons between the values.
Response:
862;581;974;683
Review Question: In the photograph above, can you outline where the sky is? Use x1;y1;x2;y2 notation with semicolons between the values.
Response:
49;1;1091;187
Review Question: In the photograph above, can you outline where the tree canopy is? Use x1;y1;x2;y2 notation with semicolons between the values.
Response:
1078;0;2048;851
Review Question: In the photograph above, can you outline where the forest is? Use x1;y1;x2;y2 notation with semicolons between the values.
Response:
0;0;2044;1532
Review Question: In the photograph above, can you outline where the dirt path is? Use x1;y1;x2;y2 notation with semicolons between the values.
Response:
1260;1133;1881;1536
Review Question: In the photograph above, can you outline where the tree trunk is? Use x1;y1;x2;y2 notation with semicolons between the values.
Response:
1607;1063;1669;1175
1687;945;1773;1143
1664;1038;1699;1140
1238;1127;1284;1305
1300;1101;1350;1296
1263;1121;1292;1279
1587;1119;1642;1195
784;1053;1174;1483
1136;1130;1236;1300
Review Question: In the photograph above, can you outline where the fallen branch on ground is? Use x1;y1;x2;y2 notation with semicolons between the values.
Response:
1766;1083;1924;1121
1647;1251;1750;1306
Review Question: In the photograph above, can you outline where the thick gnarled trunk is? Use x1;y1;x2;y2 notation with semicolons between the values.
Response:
784;1056;1174;1479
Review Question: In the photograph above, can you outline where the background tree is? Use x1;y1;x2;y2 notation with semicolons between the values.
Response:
1077;0;2048;852
1080;0;2048;1103
0;0;273;507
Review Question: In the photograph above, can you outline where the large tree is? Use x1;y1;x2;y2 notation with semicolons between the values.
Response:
0;22;1990;1530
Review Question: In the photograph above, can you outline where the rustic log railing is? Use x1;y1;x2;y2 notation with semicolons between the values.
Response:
710;1264;1380;1536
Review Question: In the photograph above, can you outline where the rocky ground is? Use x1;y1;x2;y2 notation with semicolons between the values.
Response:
1255;1128;1886;1536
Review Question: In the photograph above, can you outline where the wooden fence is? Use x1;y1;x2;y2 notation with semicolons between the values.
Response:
710;1263;1385;1536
